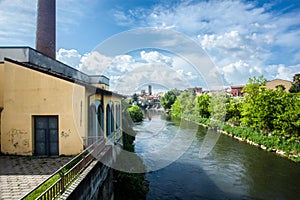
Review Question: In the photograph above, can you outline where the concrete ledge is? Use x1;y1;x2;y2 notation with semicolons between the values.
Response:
60;160;113;200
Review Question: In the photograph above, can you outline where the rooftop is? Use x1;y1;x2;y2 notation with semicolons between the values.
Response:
0;47;109;86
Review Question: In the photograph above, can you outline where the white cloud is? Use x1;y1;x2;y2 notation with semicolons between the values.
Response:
112;10;135;27
274;64;300;81
62;48;201;92
113;0;300;85
79;51;113;75
0;0;37;46
0;0;95;46
222;60;258;85
56;48;82;68
57;46;300;90
140;51;173;66
109;55;136;74
112;63;190;94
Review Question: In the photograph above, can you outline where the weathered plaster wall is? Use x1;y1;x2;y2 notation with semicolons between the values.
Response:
0;63;3;149
265;79;292;92
0;63;4;108
1;60;85;155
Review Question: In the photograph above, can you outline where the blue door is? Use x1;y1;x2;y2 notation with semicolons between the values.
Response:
34;116;58;156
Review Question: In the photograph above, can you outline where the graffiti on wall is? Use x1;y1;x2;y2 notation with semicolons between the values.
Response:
8;129;29;148
61;129;71;138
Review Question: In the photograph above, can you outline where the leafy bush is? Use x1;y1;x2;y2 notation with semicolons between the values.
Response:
129;105;143;122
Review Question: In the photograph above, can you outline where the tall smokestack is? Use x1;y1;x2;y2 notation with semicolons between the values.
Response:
36;0;56;59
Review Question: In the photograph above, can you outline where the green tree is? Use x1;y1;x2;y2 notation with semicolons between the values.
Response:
160;90;178;111
240;75;267;127
242;75;267;97
169;91;195;116
272;92;300;137
275;84;286;91
194;94;211;118
241;79;300;137
129;105;143;122
249;89;282;133
225;96;243;125
289;74;300;93
289;84;300;93
170;99;181;117
209;91;227;127
177;91;195;114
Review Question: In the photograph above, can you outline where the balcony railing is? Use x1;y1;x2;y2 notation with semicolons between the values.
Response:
22;139;108;200
82;136;104;147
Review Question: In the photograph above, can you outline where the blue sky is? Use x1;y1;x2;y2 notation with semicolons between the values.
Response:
1;0;300;90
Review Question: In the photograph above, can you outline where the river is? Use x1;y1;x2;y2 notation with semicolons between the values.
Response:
133;111;300;200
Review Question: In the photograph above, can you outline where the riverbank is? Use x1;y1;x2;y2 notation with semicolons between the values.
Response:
181;114;300;163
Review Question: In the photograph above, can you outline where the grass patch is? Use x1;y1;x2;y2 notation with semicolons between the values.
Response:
24;156;83;199
24;173;60;200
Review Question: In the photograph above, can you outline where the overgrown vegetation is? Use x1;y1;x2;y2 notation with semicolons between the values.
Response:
24;173;60;200
128;105;143;122
161;74;300;162
160;89;179;112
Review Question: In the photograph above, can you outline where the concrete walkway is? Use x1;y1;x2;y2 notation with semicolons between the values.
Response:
0;155;72;200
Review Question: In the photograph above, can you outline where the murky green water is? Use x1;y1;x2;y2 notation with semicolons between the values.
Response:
134;112;300;200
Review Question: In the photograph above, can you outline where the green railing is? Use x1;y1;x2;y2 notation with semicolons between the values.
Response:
22;139;106;200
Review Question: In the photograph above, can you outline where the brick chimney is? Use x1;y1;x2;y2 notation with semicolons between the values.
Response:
36;0;56;59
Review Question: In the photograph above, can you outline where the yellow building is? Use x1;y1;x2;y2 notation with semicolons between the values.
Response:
265;79;292;92
0;47;123;156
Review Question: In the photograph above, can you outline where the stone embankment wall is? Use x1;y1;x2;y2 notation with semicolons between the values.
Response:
61;160;114;200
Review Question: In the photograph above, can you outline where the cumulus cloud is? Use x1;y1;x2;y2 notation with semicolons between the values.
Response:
109;55;136;74
113;0;300;85
78;51;113;75
140;51;173;66
273;64;300;81
112;63;190;94
58;48;201;92
56;48;82;68
222;60;258;85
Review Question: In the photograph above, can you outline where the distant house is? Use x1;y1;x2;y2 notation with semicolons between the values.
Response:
186;87;203;95
230;86;244;97
265;79;292;92
0;47;123;156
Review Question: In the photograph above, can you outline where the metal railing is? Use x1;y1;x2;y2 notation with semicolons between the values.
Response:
82;136;104;147
22;139;106;200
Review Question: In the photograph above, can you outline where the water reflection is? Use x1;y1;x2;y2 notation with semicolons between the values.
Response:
134;112;300;200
